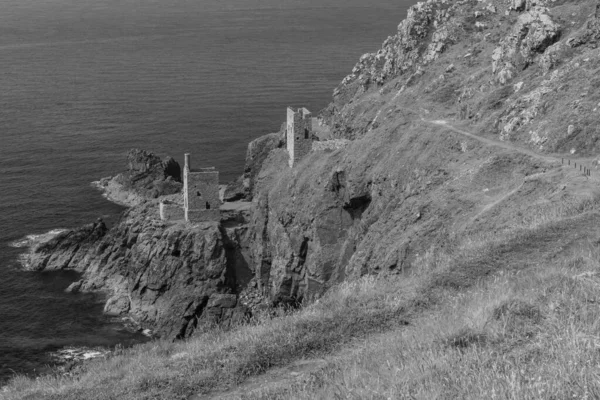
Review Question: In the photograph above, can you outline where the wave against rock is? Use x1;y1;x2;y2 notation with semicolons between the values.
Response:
24;149;256;339
25;203;250;338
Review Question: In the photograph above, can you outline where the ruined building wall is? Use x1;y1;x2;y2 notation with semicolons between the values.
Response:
183;160;220;223
159;154;220;223
286;108;296;165
186;208;221;223
186;169;219;210
287;107;313;167
160;201;184;221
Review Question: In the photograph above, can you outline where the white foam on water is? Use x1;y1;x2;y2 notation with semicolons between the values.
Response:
10;228;67;248
50;347;110;363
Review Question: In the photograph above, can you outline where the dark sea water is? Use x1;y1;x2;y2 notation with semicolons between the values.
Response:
0;0;414;383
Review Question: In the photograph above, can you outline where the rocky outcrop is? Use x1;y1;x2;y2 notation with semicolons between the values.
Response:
27;0;600;340
224;131;284;201
508;0;553;12
25;203;248;339
492;7;561;84
237;126;453;305
24;219;108;271
233;0;600;305
95;149;182;206
332;0;458;104
568;2;600;48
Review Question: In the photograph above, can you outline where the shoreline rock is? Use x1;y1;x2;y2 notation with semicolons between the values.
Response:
92;178;145;208
22;198;255;339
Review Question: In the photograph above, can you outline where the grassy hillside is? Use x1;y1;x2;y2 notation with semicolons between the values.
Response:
4;204;600;399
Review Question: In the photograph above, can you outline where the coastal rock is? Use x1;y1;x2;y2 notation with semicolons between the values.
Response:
243;132;284;199
65;280;83;293
24;219;108;271
24;0;600;345
225;131;284;201
239;126;447;304
95;149;182;206
223;176;246;202
25;203;245;339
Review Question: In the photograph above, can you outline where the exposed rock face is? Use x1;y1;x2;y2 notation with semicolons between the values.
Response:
509;0;552;12
321;0;474;140
224;131;284;201
232;0;599;305
24;219;109;271
238;131;429;304
95;149;183;206
25;203;247;339
492;7;561;84
26;0;600;339
240;117;558;306
331;0;458;108
538;41;564;74
568;2;600;48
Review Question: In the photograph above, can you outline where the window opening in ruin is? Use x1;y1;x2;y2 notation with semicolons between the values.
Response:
196;191;202;196
304;128;309;139
206;202;210;209
296;137;299;140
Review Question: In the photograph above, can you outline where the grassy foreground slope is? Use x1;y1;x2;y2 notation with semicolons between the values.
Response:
4;200;600;399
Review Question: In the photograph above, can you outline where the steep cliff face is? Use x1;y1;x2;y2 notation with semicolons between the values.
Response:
25;0;600;336
242;118;554;304
25;203;245;338
224;131;284;202
241;0;598;305
323;0;596;150
25;149;256;339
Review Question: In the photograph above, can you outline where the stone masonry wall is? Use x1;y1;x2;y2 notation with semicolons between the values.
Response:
286;108;296;166
159;201;184;221
184;168;220;223
186;209;221;223
286;107;313;167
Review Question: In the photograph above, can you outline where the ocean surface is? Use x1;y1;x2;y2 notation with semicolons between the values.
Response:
0;0;414;383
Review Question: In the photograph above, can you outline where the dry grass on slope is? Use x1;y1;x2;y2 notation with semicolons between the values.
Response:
5;203;600;399
242;214;600;400
1;268;420;400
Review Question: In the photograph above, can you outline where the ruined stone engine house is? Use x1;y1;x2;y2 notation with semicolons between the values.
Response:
286;107;313;167
159;153;220;223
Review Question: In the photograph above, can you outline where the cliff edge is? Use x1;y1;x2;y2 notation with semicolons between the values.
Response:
8;0;600;398
22;0;600;340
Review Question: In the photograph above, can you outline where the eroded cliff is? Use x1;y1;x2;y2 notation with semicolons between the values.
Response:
25;202;251;338
25;0;600;338
242;0;600;304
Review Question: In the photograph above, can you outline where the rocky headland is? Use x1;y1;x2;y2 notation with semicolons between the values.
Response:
22;0;600;342
10;0;600;398
93;149;183;207
25;148;258;338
